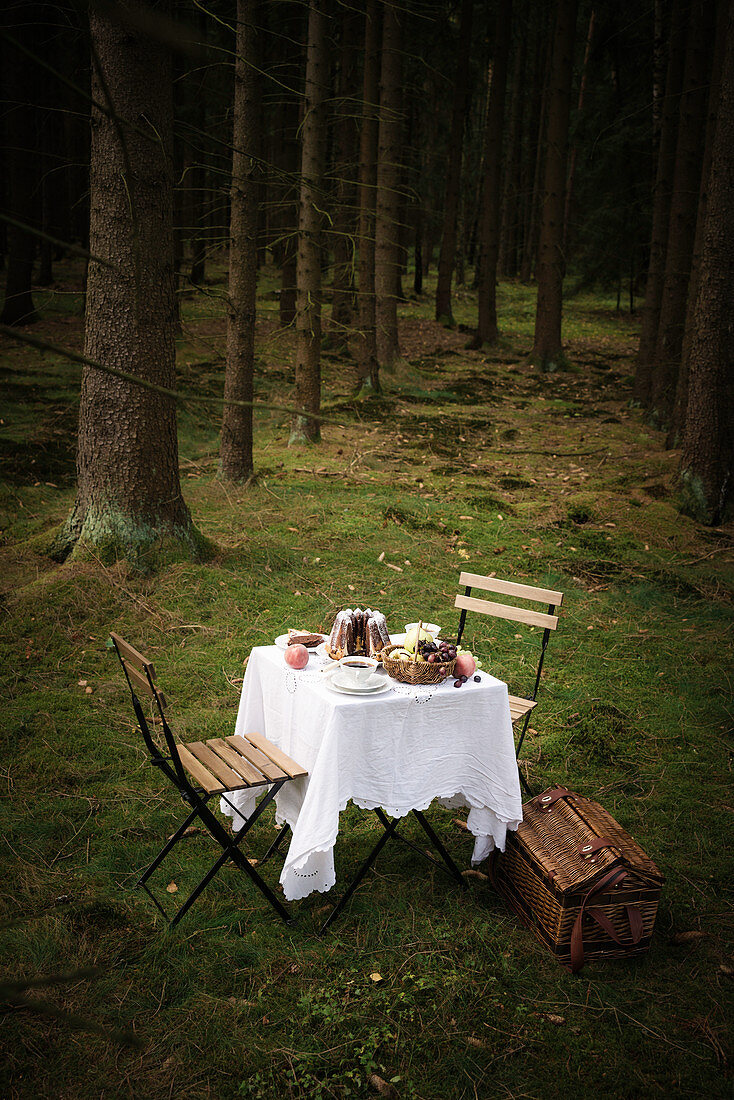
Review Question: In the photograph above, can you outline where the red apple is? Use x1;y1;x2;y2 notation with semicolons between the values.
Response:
454;652;476;678
284;644;309;669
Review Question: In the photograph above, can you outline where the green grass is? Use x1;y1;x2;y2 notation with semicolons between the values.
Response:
0;262;733;1099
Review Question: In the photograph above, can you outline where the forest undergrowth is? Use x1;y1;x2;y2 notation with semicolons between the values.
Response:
0;263;732;1099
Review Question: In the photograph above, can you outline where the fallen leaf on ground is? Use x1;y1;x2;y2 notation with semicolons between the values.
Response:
545;1014;566;1026
370;972;383;983
166;882;178;894
462;869;489;882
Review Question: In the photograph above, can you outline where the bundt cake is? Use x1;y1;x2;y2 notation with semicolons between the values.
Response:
327;607;391;659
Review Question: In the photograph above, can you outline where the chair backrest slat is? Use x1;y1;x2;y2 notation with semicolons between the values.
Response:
458;572;564;607
110;632;157;678
454;593;559;631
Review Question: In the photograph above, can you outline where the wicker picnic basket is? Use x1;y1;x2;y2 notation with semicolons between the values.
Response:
381;644;456;685
492;786;664;973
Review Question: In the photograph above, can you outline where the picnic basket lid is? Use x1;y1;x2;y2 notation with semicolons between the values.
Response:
515;787;664;896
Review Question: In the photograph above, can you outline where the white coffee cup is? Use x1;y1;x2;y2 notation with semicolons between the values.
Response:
337;655;378;687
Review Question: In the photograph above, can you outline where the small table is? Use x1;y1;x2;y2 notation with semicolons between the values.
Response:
221;645;523;903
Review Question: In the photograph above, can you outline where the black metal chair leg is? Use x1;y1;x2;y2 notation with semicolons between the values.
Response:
320;817;401;933
137;804;201;887
411;809;468;889
260;822;292;865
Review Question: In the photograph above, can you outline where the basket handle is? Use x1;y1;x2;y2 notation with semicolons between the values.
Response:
569;867;643;973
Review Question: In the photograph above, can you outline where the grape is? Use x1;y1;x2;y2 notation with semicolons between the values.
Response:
453;680;462;688
473;675;481;682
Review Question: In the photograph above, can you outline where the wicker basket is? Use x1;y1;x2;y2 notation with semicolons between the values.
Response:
492;786;664;972
381;643;456;685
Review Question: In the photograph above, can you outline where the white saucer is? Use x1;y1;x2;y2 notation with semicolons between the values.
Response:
328;675;391;696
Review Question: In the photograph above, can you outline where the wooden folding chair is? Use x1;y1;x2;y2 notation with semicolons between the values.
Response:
110;633;307;927
454;573;564;795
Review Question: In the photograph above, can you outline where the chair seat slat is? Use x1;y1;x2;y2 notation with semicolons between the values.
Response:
177;743;224;793
236;730;308;780
455;594;559;631
508;695;537;721
185;741;248;790
226;735;288;782
206;739;269;787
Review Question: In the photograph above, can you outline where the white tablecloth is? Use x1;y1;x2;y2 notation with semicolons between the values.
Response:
220;645;522;901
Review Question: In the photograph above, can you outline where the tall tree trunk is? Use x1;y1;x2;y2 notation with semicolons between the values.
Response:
562;7;595;253
55;0;199;565
356;0;382;393
669;0;729;447
271;5;303;328
531;0;578;370
649;0;712;425
679;0;734;525
634;0;688;405
435;0;474;326
519;14;551;283
472;0;513;348
221;0;258;482
498;18;526;278
330;6;360;335
291;1;328;444
0;6;39;325
374;2;403;369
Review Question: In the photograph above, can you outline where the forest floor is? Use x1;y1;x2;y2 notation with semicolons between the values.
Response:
0;261;733;1099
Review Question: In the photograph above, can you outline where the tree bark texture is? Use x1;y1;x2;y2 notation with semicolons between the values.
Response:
221;0;259;482
473;0;513;347
649;0;713;425
519;11;552;283
498;18;526;278
291;0;328;444
57;1;197;564
330;6;360;333
374;2;404;368
0;6;39;325
634;0;689;404
531;0;578;370
356;0;381;392
562;7;595;253
679;0;734;525
435;0;474;325
669;0;729;446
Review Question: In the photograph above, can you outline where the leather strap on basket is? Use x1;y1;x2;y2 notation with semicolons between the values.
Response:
535;786;573;812
569;867;643;974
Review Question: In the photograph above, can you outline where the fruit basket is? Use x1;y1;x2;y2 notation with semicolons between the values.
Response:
381;642;456;685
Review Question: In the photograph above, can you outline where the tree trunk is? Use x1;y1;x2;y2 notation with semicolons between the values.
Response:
221;0;258;482
473;0;513;348
330;6;360;335
679;0;734;525
435;0;474;326
519;15;551;283
669;0;729;447
356;0;382;393
0;6;39;326
562;7;595;253
290;1;328;444
634;0;688;405
531;0;578;370
374;2;403;369
649;0;713;425
55;1;200;566
498;19;526;279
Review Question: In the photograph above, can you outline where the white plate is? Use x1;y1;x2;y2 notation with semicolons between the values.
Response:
327;676;391;696
405;622;441;637
275;633;327;651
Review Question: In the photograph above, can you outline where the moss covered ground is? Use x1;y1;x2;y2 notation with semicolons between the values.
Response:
0;262;732;1098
